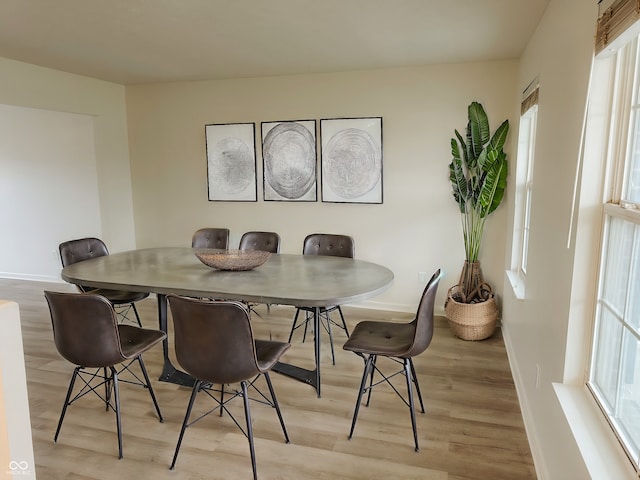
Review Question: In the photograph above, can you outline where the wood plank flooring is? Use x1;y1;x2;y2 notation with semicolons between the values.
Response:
2;278;536;479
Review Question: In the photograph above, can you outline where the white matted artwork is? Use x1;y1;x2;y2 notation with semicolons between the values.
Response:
205;122;257;201
261;120;317;202
320;117;383;204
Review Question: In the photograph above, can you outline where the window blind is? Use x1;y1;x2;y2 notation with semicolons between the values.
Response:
521;76;539;116
596;0;640;54
521;87;539;116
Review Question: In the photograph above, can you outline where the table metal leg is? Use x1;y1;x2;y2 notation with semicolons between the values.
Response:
157;293;196;387
273;306;322;397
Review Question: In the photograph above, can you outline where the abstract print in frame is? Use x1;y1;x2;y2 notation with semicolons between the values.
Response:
261;120;317;201
205;122;257;201
320;117;383;204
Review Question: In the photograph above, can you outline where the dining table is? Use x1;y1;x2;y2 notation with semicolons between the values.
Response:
60;246;394;397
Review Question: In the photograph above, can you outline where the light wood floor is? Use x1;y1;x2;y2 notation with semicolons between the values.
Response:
3;278;536;480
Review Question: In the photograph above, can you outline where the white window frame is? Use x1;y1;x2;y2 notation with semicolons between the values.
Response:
508;89;538;299
587;34;640;473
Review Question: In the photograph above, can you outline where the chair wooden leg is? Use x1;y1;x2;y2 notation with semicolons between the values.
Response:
54;367;80;442
170;380;202;470
110;366;123;459
136;356;163;422
403;359;419;452
349;354;374;440
263;372;289;443
241;381;258;480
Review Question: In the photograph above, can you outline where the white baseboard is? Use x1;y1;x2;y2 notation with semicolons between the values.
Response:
0;272;64;283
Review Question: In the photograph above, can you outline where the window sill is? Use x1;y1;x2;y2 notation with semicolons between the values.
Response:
506;269;525;300
553;383;637;479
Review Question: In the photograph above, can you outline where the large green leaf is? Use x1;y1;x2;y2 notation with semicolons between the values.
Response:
489;119;509;152
446;101;509;269
449;139;468;213
468;102;490;161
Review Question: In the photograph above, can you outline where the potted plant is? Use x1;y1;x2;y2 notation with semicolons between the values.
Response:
445;101;509;340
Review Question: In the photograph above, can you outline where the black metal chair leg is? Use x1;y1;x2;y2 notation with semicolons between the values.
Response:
104;366;111;411
365;355;377;407
349;354;374;439
326;311;336;365
137;356;163;422
170;380;202;470
409;358;425;414
110;366;123;459
54;367;80;442
219;383;225;417
241;381;258;480
263;372;289;443
337;306;349;337
288;309;302;343
403;359;419;452
131;302;143;327
302;310;310;343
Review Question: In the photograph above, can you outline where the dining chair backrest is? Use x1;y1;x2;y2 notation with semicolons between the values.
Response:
191;228;230;249
44;291;124;368
239;231;281;253
405;269;442;358
167;295;260;384
302;233;354;259
59;238;110;293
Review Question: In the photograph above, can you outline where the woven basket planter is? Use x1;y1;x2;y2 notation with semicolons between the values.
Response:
445;285;499;341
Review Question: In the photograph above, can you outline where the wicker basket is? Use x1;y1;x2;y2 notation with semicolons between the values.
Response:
444;285;499;341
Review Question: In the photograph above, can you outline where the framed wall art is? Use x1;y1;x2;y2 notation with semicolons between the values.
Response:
261;119;317;201
320;117;383;204
205;122;257;201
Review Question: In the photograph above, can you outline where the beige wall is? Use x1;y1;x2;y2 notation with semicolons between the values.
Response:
126;62;517;312
0;57;136;260
502;0;599;478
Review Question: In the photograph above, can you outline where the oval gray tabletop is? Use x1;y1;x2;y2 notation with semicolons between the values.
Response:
60;246;394;396
60;247;395;307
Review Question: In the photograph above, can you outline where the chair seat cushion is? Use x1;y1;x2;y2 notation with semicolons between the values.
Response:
343;320;415;357
87;288;149;305
118;325;166;359
255;339;291;371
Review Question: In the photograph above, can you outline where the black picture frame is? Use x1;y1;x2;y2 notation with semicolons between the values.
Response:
261;119;317;202
205;122;257;202
320;117;383;204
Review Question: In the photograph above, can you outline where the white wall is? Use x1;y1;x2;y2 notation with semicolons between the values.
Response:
126;62;518;312
502;1;599;478
0;104;101;280
0;57;136;282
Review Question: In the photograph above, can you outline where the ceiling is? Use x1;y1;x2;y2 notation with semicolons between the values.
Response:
0;0;550;85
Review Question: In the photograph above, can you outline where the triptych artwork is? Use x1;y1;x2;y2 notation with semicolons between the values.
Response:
205;117;383;204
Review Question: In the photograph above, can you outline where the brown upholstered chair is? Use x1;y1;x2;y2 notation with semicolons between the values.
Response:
167;295;290;480
59;237;149;327
239;231;281;316
342;269;442;452
44;290;166;459
191;227;230;249
288;233;354;365
239;231;281;253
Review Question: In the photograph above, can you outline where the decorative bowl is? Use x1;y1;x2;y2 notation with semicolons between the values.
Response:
194;249;271;271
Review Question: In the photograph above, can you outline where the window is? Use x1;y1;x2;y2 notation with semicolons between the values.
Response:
508;83;539;298
587;19;640;471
